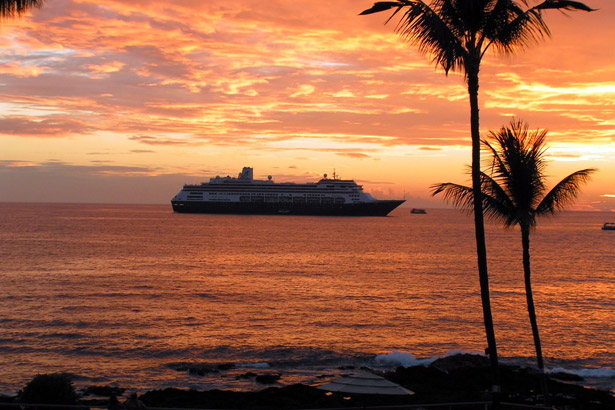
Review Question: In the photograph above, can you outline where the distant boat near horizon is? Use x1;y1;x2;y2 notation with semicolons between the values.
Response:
171;167;405;216
411;208;427;214
602;222;615;230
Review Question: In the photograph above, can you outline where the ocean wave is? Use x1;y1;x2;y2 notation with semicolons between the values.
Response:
373;349;486;368
549;367;615;378
195;293;217;300
164;348;493;375
64;373;111;383
242;362;270;369
39;332;85;339
374;351;435;367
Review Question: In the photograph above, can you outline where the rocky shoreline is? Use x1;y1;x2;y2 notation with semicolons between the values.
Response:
4;355;614;410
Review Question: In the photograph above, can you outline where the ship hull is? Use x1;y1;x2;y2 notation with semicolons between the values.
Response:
171;200;404;216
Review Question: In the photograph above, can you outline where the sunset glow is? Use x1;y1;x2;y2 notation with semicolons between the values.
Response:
1;0;614;209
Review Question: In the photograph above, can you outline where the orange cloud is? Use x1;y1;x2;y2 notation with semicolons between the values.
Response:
335;152;371;159
0;61;46;77
128;135;202;146
0;116;93;137
0;160;38;167
0;0;613;203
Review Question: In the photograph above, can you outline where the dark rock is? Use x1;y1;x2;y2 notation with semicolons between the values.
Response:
140;384;413;409
187;366;217;376
80;385;125;397
385;354;615;409
166;363;190;372
429;353;490;372
0;395;16;404
255;374;281;384
15;353;612;410
551;371;584;382
167;363;218;376
120;357;615;410
235;372;257;380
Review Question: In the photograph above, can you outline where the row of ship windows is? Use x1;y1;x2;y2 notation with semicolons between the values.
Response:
189;192;355;197
186;188;360;192
208;184;351;188
184;195;356;203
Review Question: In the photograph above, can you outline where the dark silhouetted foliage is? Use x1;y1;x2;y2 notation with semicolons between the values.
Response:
432;120;595;405
18;373;79;405
360;4;594;405
0;0;44;20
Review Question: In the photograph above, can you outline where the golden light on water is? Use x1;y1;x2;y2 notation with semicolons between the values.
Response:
2;204;614;392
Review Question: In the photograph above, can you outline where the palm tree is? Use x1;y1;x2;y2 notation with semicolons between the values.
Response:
0;0;43;20
360;0;594;400
432;119;596;404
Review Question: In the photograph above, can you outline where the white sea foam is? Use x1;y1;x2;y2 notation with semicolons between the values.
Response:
549;367;615;378
374;351;436;367
443;349;485;357
374;350;487;368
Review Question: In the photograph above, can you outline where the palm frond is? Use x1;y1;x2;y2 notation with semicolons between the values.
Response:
535;168;597;216
360;1;407;15
533;0;595;12
484;120;551;213
0;0;42;19
431;173;517;227
480;120;595;227
431;182;475;212
361;0;467;74
394;1;467;74
479;172;519;227
481;0;593;59
501;0;596;54
482;135;512;187
485;1;551;56
361;0;594;73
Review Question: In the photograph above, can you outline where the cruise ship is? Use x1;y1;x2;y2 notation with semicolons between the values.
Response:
171;167;405;216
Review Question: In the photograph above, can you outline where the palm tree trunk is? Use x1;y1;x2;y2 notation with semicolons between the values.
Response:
467;65;501;407
521;225;549;405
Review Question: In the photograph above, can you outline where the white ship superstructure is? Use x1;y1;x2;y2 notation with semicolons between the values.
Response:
171;167;404;216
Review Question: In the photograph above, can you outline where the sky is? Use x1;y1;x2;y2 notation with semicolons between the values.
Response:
0;0;614;209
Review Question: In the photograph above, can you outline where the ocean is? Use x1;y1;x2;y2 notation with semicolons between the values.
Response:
1;203;614;395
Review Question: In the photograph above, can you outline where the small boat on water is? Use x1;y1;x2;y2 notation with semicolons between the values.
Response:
411;208;427;214
602;222;615;231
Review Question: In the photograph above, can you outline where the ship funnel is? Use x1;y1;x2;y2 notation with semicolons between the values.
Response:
239;167;253;181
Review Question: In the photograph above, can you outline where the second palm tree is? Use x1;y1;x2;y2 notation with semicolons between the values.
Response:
432;119;596;404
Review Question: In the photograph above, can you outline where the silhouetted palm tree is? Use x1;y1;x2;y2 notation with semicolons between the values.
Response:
360;0;594;401
0;0;43;20
432;119;596;404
